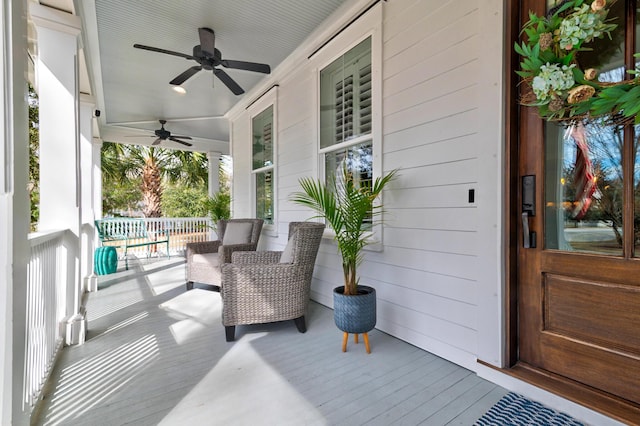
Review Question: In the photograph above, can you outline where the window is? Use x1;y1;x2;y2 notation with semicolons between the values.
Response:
319;36;376;228
320;37;372;150
252;105;274;225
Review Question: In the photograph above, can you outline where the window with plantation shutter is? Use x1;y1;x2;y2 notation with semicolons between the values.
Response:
319;36;376;229
321;37;372;149
252;104;275;225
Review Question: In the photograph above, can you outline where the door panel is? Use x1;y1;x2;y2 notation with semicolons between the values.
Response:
537;333;640;405
544;273;640;353
517;0;640;408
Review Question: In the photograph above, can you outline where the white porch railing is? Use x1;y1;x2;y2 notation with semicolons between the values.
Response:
23;218;212;409
98;217;214;257
25;230;72;409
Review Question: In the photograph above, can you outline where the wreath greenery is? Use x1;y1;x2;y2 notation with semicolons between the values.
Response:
515;0;640;124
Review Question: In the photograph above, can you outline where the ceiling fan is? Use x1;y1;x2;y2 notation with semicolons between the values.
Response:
133;27;271;95
134;120;193;147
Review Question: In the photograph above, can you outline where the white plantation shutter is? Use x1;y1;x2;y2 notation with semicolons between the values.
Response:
262;121;272;166
359;63;372;134
333;62;372;144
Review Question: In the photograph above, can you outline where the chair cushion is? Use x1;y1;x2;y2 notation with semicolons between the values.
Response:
223;222;253;245
279;232;297;263
192;253;221;267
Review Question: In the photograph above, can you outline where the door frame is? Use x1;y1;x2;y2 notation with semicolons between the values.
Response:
503;1;640;423
505;0;520;369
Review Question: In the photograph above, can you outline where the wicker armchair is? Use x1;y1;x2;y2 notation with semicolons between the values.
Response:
220;221;325;341
185;218;264;291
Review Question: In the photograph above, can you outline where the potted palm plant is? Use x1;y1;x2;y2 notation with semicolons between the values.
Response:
291;167;397;353
205;191;231;235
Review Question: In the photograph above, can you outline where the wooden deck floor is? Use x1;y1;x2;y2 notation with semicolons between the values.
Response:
33;257;510;426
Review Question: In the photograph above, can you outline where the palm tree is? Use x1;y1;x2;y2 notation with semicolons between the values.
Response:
101;142;208;217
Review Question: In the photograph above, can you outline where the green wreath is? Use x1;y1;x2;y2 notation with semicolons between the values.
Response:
515;0;640;124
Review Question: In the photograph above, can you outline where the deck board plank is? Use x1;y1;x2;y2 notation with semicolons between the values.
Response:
446;386;510;425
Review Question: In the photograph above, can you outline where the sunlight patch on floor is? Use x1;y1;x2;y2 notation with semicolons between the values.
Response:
160;289;222;344
143;259;187;296
158;333;328;425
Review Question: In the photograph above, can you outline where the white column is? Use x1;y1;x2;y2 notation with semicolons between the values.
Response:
31;4;85;345
1;1;30;424
31;4;81;235
88;137;102;292
80;95;96;292
207;152;221;239
207;151;221;196
93;138;103;221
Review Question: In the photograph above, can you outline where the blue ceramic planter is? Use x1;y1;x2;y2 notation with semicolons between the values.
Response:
333;285;376;334
94;246;117;275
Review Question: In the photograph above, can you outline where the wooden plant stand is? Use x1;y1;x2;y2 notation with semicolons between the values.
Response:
342;332;371;354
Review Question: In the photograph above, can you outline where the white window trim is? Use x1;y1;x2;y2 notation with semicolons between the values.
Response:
248;86;278;236
310;5;383;249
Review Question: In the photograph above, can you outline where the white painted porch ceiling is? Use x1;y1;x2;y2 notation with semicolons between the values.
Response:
62;0;349;153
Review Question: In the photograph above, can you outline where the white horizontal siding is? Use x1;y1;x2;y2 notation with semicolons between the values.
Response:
385;54;480;117
368;245;478;281
384;108;478;153
363;260;476;305
384;5;479;79
388;185;474;209
377;300;477;357
385;133;478;170
386;207;476;232
378;0;484;367
229;0;505;371
384;85;478;136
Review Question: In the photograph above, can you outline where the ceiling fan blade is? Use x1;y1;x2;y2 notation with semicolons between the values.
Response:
198;28;216;57
152;138;162;145
169;137;193;147
222;60;271;74
133;44;195;60
170;66;202;85
214;68;244;95
171;135;192;140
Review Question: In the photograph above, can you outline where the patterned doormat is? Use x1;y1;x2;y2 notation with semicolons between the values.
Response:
475;392;584;426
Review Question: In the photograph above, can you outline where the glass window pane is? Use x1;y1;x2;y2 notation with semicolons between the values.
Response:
574;0;626;80
635;126;640;257
325;141;373;227
320;37;371;149
252;106;273;170
544;121;623;255
635;3;640;257
543;0;627;255
255;170;273;225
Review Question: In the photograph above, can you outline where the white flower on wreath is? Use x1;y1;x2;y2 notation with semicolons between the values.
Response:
558;4;608;50
532;63;576;101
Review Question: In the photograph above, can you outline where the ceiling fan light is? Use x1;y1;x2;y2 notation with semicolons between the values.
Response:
172;85;186;94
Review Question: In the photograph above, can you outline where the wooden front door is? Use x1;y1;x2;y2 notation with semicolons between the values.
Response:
517;0;640;410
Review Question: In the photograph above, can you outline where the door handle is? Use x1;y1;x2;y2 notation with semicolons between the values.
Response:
521;212;536;248
521;175;536;249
